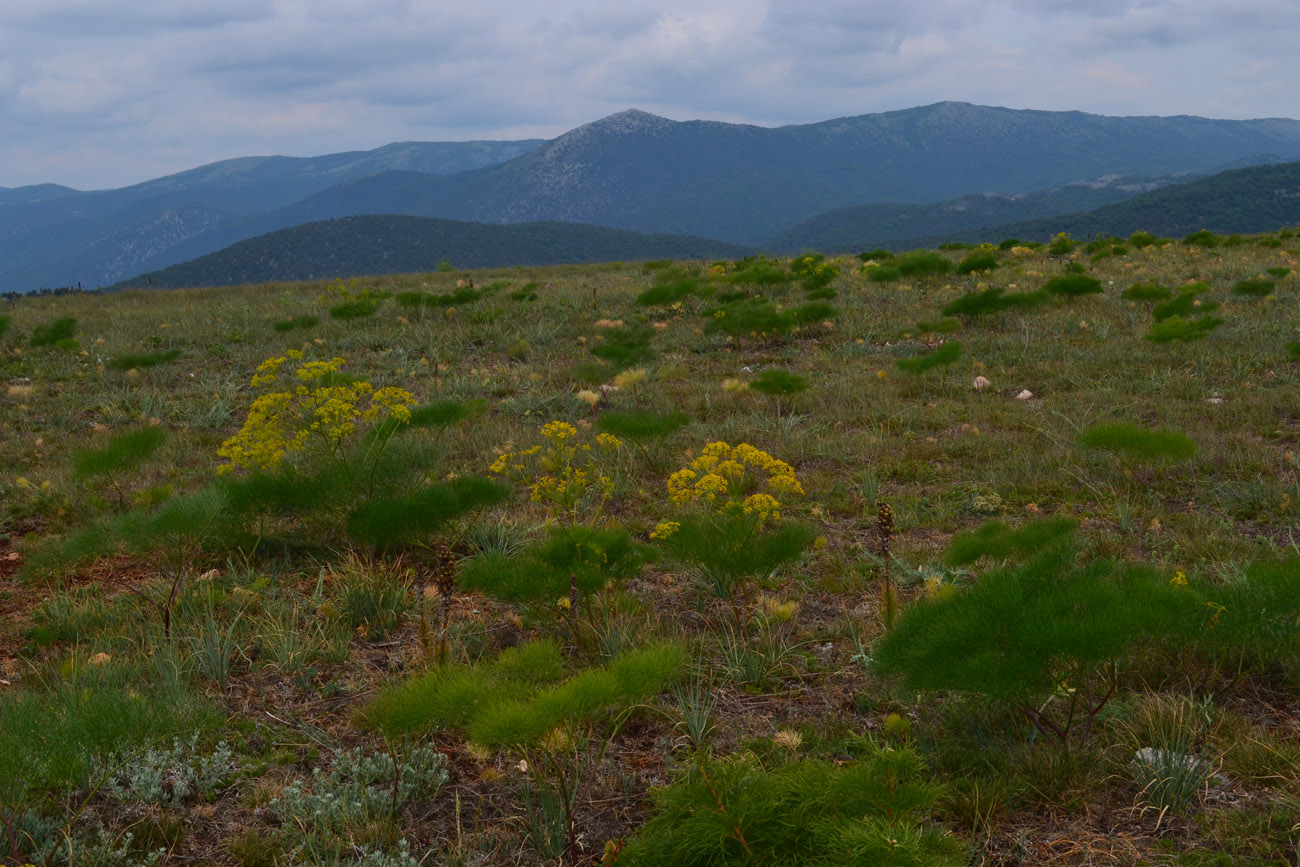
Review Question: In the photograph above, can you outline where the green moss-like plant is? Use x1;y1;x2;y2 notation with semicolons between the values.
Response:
1078;421;1195;464
1042;274;1103;296
1145;315;1223;343
106;349;181;371
896;342;962;374
30;317;76;347
1231;277;1275;298
1152;285;1216;321
618;749;963;867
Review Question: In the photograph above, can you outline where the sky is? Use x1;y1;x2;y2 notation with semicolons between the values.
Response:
3;0;1299;190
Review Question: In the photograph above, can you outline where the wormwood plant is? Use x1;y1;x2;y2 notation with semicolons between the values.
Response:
71;425;167;511
652;441;815;627
615;746;964;866
942;287;1046;318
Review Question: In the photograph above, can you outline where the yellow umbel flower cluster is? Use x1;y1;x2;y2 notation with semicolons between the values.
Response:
218;354;415;473
662;441;803;530
489;420;623;523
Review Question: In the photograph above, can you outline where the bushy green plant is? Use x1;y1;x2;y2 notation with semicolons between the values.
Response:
106;349;181;371
1184;229;1222;248
72;426;167;510
750;369;808;398
896;342;962;374
865;265;903;282
1152;285;1217;321
273;314;320;332
1122;281;1173;301
1129;230;1167;248
591;323;656;369
617;748;964;867
857;249;894;262
942;288;1046;317
789;252;840;294
1077;421;1195;464
719;257;790;287
1231;277;1275;298
913;317;962;335
1048;233;1076;255
874;539;1190;742
955;249;999;275
893;250;953;277
100;732;233;805
636;267;706;306
0;314;9;339
1145;315;1223;343
30;317;77;347
943;516;1078;567
596;409;689;441
1266;266;1291;278
1042;274;1103;296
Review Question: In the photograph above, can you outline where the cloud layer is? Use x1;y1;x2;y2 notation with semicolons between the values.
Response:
2;0;1298;189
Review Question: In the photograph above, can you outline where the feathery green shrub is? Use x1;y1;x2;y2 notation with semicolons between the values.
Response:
1042;274;1103;296
458;526;649;607
273;314;319;332
1129;230;1167;248
1122;281;1173;302
750;369;808;398
720;258;790;287
618;748;964;867
896;342;962;374
942;288;1046;317
1184;229;1222;248
1152;284;1216;321
943;516;1078;567
72;426;167;510
955;250;999;275
1145;315;1223;343
596;409;689;441
893;250;953;277
591;323;656;369
1231;277;1275;298
1077;421;1195;464
107;349;181;371
30;317;77;347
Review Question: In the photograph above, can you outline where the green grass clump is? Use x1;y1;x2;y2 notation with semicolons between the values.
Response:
618;748;963;867
942;288;1046;317
30;316;77;347
703;299;833;341
591;323;657;369
1265;266;1291;278
1129;230;1167;248
1145;315;1224;343
721;258;790;287
72;426;167;481
1122;281;1173;301
273;314;320;332
106;348;181;371
750;369;808;397
1078;421;1195;464
636;267;706;306
0;315;9;339
893;250;953;277
896;342;962;373
943;516;1078;566
1042;274;1103;296
955;250;999;275
328;298;379;320
1152;284;1216;321
1231;277;1275;298
459;526;649;605
596;409;690;441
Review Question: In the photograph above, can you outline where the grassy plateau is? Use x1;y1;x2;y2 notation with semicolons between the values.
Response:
1;230;1299;866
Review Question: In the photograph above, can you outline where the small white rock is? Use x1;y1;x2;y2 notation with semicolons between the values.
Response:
1206;394;1224;405
973;375;991;391
1014;389;1035;400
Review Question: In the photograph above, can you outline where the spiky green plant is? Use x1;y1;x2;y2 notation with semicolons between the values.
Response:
896;342;962;374
106;349;181;372
30;317;76;347
1231;277;1275;298
943;517;1078;567
1122;282;1173;302
1152;285;1217;321
590;323;656;370
1145;315;1223;343
1042;274;1103;297
942;288;1046;317
617;748;964;867
1077;421;1195;465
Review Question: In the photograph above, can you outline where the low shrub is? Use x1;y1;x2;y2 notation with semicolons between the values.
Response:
30;317;77;347
1231;277;1275;298
896;342;962;374
1145;315;1223;343
955;250;999;275
1077;421;1195;464
1042;274;1103;296
273;314;319;332
107;349;181;371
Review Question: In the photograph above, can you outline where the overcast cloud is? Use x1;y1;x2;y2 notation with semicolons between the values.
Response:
2;0;1298;189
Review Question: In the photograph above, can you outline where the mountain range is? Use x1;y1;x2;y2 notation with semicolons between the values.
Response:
7;101;1300;292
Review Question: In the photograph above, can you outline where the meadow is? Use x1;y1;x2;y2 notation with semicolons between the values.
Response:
1;230;1298;866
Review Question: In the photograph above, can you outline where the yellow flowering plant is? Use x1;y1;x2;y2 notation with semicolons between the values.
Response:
489;420;624;527
653;441;816;626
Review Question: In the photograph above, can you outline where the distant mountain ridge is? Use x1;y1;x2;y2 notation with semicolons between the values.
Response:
109;215;752;290
8;102;1300;292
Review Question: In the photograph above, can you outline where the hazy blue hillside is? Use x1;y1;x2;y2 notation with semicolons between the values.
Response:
109;215;752;290
230;104;1300;248
892;160;1300;249
763;174;1185;252
10;102;1300;292
0;139;544;291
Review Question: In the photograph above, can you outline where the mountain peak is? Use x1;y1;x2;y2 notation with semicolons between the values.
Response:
586;108;676;133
